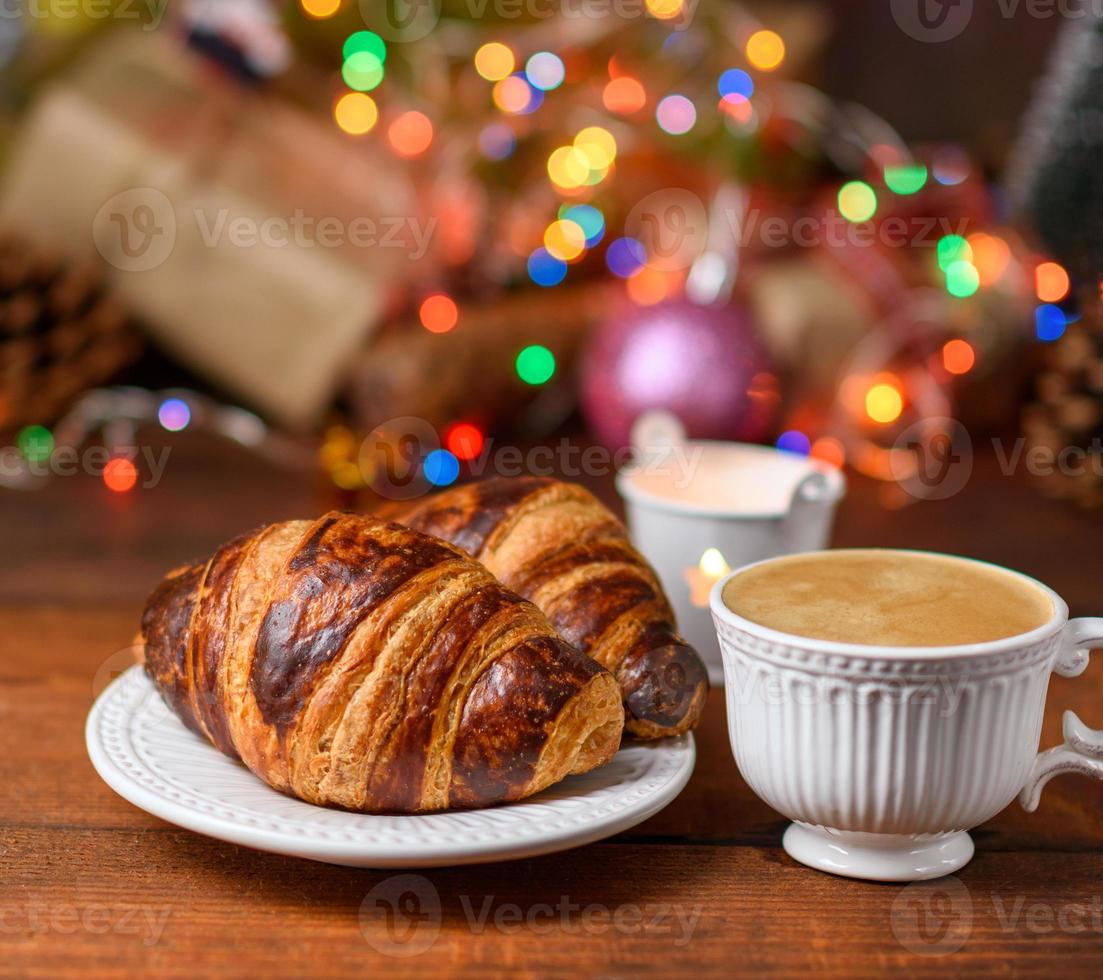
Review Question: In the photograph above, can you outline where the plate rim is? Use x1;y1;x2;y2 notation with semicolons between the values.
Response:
86;666;696;867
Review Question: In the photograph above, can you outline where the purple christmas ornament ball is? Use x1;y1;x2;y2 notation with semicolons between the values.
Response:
580;298;775;450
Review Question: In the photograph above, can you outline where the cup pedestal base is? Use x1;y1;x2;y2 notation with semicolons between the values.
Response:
782;824;975;881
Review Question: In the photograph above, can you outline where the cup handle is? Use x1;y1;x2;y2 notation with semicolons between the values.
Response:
1019;618;1103;812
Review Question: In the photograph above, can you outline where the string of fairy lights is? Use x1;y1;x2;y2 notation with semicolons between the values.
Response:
0;1;1084;496
304;0;1079;492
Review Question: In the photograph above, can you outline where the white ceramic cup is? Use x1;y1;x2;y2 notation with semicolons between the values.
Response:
709;550;1103;882
617;442;846;684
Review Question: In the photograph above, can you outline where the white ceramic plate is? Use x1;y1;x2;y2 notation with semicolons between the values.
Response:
86;666;696;868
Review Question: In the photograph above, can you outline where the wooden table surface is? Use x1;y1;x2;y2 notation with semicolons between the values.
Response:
2;432;1102;978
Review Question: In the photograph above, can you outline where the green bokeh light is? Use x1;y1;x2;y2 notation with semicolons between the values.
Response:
945;260;980;298
516;345;556;385
342;52;384;92
17;425;54;464
343;31;387;64
937;235;972;271
884;163;928;196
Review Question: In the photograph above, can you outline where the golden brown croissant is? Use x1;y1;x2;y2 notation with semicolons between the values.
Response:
392;477;708;740
140;512;623;813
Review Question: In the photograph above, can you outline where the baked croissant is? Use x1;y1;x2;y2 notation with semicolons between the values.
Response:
140;512;624;813
392;477;708;739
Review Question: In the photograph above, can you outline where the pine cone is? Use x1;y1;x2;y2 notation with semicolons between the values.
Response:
0;231;140;435
1024;291;1103;507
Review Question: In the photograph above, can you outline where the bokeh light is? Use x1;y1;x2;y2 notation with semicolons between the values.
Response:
645;0;685;20
1035;261;1070;303
810;437;846;468
445;423;485;461
419;293;458;333
478;122;515;160
493;74;540;114
606;237;646;278
776;430;811;456
334;92;378;135
717;68;754;103
343;31;386;64
746;29;785;70
560;204;604;245
837;181;877;222
475;42;514;82
103;457;138;493
626;267;677;306
342;51;384;92
158;398;191;432
17;424;53;463
942;339;976;375
424;449;460;487
656;95;696;135
884;163;927;195
603;76;647;114
937;235;973;271
932;147;970;186
574;126;617;168
544;219;587;262
945;260;980;298
1036;304;1067;342
388;111;433;156
516;345;557;385
865;381;904;424
525;51;565;90
301;0;340;18
527;247;568;287
547;145;591;189
968;233;1011;285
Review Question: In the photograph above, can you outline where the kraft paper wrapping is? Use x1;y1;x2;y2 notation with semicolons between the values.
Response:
0;32;428;429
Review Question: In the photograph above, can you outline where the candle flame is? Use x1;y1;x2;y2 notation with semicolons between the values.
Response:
699;548;731;579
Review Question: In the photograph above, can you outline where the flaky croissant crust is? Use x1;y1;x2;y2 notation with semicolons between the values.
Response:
395;477;709;739
141;513;623;813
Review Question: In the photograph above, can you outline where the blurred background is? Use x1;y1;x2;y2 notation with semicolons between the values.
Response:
0;0;1100;598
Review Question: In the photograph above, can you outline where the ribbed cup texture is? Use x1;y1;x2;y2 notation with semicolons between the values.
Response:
715;619;1061;836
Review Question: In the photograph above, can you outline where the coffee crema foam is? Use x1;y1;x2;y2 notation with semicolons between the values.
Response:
722;550;1054;647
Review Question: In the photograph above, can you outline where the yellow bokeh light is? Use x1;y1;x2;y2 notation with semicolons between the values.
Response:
544;220;587;262
865;382;904;425
475;42;515;82
334;93;378;136
746;29;786;71
646;0;685;20
547;146;591;190
574;126;617;168
301;0;341;18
